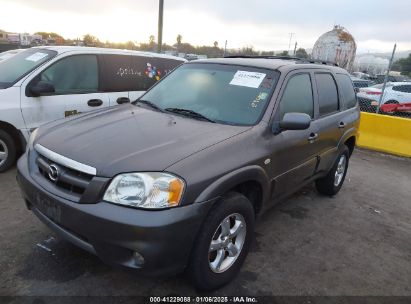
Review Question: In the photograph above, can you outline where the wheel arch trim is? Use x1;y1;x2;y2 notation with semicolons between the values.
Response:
194;165;271;206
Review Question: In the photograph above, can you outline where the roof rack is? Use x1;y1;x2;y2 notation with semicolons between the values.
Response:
223;55;339;67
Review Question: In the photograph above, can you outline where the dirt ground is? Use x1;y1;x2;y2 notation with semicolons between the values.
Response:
0;148;410;297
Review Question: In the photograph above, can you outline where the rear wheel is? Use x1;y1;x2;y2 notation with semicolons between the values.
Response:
188;192;255;291
0;130;16;173
385;100;399;104
316;146;349;196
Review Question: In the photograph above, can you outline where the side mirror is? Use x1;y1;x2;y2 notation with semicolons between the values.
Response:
29;81;55;96
278;112;311;131
354;87;360;93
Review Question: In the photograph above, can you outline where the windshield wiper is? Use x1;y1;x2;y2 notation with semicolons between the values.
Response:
135;99;164;112
165;108;216;123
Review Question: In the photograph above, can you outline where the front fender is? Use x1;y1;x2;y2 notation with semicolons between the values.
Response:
194;165;271;206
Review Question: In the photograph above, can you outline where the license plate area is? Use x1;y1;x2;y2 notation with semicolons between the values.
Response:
34;192;62;223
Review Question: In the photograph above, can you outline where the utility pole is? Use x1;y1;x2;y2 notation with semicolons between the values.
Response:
293;42;298;55
157;0;164;53
223;40;227;57
288;33;295;54
376;43;397;113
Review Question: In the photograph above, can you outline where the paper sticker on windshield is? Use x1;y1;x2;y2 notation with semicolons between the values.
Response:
25;52;48;62
230;71;266;88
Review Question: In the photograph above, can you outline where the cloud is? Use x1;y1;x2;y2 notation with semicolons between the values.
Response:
3;0;411;52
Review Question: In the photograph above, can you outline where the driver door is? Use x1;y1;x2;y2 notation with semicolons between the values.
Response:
267;71;320;199
21;54;110;130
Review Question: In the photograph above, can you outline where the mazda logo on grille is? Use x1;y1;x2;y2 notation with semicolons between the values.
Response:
48;164;60;182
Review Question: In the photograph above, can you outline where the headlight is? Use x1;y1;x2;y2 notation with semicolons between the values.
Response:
27;128;38;152
103;172;185;209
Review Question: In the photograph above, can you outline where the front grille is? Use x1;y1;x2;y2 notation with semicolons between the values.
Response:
36;154;94;197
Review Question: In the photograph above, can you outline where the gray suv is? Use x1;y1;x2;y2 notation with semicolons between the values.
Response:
17;56;359;290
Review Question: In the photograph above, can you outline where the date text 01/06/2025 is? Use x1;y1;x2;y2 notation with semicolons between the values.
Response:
149;296;258;303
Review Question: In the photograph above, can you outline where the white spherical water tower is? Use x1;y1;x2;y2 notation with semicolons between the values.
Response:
312;25;357;70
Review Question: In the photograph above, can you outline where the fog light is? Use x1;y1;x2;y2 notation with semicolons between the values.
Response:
133;251;145;266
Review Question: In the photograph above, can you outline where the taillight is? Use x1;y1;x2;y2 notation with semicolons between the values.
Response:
366;91;382;95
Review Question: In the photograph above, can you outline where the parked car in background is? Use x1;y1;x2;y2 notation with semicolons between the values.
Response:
357;82;411;110
0;46;185;172
17;56;359;290
375;74;411;84
0;48;25;62
350;76;375;89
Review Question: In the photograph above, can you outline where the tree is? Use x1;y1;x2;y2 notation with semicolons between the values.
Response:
213;41;218;48
83;34;99;46
238;45;258;56
176;34;182;46
295;48;308;58
392;54;411;76
261;51;274;56
149;35;155;45
278;51;289;57
35;32;63;40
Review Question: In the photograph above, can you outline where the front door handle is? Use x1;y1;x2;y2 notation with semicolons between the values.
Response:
307;133;318;142
339;122;346;129
117;97;130;104
87;99;103;107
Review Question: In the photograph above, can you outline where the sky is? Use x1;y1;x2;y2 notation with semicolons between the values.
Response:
1;0;410;53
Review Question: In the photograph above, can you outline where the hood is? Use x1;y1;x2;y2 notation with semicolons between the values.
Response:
35;104;250;177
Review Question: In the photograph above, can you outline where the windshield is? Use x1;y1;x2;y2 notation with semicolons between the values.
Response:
0;48;57;89
139;63;280;125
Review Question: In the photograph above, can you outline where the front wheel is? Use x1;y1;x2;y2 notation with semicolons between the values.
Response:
187;192;255;291
316;146;349;196
0;130;17;173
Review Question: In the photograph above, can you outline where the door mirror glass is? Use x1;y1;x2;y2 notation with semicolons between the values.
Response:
29;81;55;96
278;112;311;131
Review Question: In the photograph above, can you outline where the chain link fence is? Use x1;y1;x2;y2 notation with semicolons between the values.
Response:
355;81;411;119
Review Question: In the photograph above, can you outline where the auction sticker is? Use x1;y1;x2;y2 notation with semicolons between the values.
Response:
25;52;48;62
230;70;266;88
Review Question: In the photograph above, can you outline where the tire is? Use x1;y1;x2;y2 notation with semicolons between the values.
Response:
385;100;399;105
188;192;255;291
315;146;349;196
0;129;17;173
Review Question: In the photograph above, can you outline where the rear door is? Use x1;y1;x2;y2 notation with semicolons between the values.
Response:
21;54;109;130
312;71;345;174
98;54;132;105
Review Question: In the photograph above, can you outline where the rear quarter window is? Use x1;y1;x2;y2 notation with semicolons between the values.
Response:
392;85;411;93
337;74;357;109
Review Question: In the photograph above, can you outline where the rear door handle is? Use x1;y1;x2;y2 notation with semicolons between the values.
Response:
339;122;346;129
117;97;130;104
87;99;103;107
307;133;318;142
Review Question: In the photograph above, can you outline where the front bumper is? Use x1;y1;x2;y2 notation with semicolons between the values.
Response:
17;154;216;276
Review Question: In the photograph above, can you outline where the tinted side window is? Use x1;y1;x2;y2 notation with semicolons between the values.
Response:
155;58;183;78
336;74;357;108
315;73;339;115
393;85;411;93
280;73;314;119
41;55;98;94
99;54;146;92
99;55;183;92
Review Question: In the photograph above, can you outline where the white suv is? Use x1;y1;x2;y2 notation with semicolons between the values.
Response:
0;46;185;172
357;82;411;106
